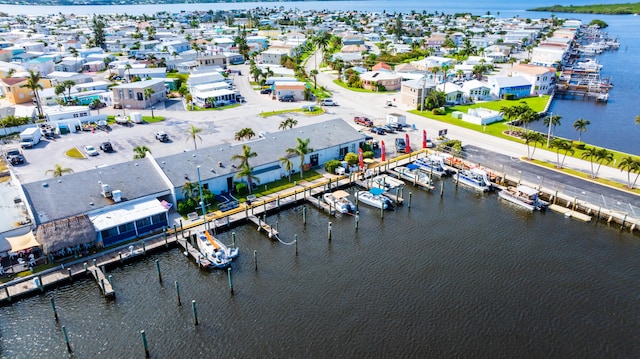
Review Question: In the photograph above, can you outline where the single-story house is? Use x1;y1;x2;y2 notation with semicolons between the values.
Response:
487;75;532;99
273;81;307;101
360;71;402;91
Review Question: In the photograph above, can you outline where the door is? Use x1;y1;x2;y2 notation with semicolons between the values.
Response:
310;154;319;167
227;177;234;193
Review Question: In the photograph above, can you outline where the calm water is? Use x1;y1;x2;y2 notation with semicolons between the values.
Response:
1;186;639;357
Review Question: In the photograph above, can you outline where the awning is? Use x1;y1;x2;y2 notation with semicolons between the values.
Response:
6;231;40;252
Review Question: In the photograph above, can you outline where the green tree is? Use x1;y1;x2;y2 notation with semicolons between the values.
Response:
231;144;259;194
618;156;640;189
286;137;313;179
310;69;319;89
635;115;640;124
186;125;202;150
45;163;73;177
69;47;79;69
133;145;150;159
143;87;155;108
543;113;562;140
90;98;103;114
594;148;613;178
573;118;590;142
549;138;574;168
279;156;294;181
234;127;256;141
21;70;44;118
581;146;599;178
181;181;198;200
91;16;107;49
521;130;544;160
279;118;297;131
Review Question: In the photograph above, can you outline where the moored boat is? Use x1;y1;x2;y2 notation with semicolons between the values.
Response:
356;188;393;210
197;231;238;268
454;168;492;192
498;185;548;211
323;190;356;214
412;155;453;177
393;166;435;190
369;174;405;191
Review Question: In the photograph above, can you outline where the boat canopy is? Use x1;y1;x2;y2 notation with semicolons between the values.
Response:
332;190;350;199
517;185;539;196
406;163;419;170
369;188;384;195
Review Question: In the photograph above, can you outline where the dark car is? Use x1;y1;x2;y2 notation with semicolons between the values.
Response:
260;88;272;94
383;124;396;133
395;137;407;153
370;127;386;135
156;132;169;142
100;142;114;152
354;116;373;127
279;95;294;102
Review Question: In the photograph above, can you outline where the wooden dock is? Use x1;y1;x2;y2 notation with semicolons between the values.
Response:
89;266;115;299
305;195;338;216
549;204;593;222
175;236;211;268
248;215;279;239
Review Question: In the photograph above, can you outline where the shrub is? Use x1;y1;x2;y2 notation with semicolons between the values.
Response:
324;159;342;174
503;93;515;100
177;198;197;216
573;141;585;150
363;151;374;159
432;107;445;115
344;152;359;165
235;182;247;195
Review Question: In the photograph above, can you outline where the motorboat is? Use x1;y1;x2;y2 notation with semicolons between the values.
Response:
197;231;238;268
323;190;356;214
498;185;548;211
356;188;393;210
369;175;405;192
454;168;492;192
412;155;453;177
574;58;602;72
393;166;435;190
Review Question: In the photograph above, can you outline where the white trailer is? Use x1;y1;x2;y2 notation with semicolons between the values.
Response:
386;113;407;126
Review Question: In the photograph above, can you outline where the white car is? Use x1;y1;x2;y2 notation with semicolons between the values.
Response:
321;98;338;106
84;145;99;156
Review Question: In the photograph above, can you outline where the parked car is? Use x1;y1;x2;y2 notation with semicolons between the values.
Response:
100;141;114;152
156;132;169;142
279;95;294;102
89;101;106;109
260;88;272;94
84;145;99;156
354;116;373;127
320;98;338;106
383;124;396;133
3;147;25;165
395;138;406;153
388;122;404;131
370;127;386;135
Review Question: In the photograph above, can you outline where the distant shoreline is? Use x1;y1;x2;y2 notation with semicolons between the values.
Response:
529;3;640;15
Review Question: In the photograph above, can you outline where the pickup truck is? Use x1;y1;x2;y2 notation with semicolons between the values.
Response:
4;147;25;165
354;116;373;127
156;132;169;142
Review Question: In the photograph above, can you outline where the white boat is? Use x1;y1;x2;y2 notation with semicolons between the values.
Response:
369;175;405;192
393;166;435;190
197;231;238;268
574;58;602;72
356;188;393;210
454;168;492;192
498;185;548;211
412;155;452;177
323;190;356;214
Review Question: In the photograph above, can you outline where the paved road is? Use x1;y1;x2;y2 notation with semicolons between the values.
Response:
4;57;639;205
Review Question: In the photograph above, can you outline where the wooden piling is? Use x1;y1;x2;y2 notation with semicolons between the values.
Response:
295;235;298;255
328;221;332;241
141;330;149;358
155;259;162;283
175;281;181;306
67;268;72;281
303;206;307;225
227;268;234;294
408;192;412;209
254;250;258;271
50;297;58;321
355;211;359;230
232;232;236;248
440;181;444;197
62;326;72;353
192;300;198;326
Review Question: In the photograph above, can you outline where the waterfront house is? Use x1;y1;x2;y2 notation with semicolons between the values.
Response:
111;78;167;109
436;83;465;105
509;64;555;96
461;80;491;101
487;75;532;99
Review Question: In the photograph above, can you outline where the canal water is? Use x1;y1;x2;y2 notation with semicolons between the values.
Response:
2;185;639;358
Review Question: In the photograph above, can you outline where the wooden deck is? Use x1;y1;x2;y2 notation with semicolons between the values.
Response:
90;266;115;298
247;215;279;239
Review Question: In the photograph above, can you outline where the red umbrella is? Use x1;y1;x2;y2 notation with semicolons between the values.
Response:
405;133;410;154
422;130;427;149
381;141;386;162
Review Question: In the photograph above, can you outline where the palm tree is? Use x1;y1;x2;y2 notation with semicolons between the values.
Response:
45;163;73;177
90;98;103;114
69;47;79;70
279;156;294;181
21;70;44;118
62;80;75;102
521;130;544;160
543;114;562;146
581;146;599;178
124;63;132;82
549;138;574;168
186;125;202;150
279;118;297;131
618;156;640;189
231;144;258;194
635;115;640;124
573;118;590;142
234;127;255;141
143;88;155;108
133;145;150;159
594;148;614;178
310;69;319;89
181;181;198;200
286;137;313;179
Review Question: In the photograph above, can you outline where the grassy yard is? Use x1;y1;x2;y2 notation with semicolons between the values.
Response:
333;80;386;93
260;107;325;117
66;147;85;159
191;104;241;111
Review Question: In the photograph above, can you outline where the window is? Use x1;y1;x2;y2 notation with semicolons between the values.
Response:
136;217;151;228
118;90;124;99
151;213;166;224
118;222;135;233
128;89;134;99
101;227;119;239
137;92;143;101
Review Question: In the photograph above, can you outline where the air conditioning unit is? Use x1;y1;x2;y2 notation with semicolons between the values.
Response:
101;183;112;198
112;190;123;203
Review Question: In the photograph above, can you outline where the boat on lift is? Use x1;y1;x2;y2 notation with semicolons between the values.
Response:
356;188;393;210
323;190;356;214
454;168;493;192
498;185;548;211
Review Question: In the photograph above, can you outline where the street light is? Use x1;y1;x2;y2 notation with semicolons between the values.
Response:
197;166;209;231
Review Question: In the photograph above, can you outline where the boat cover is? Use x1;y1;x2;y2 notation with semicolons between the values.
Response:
407;163;419;170
369;188;384;195
332;190;350;199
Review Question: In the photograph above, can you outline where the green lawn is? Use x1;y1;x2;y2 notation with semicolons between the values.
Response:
236;170;323;202
191;103;241;111
333;80;386;93
260;107;325;117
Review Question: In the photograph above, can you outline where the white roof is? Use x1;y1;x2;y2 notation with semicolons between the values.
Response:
89;198;168;231
517;185;539;196
193;88;235;98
